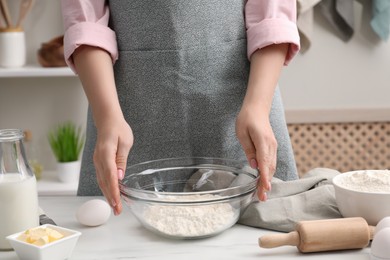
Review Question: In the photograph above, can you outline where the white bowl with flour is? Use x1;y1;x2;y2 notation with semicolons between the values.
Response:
333;170;390;225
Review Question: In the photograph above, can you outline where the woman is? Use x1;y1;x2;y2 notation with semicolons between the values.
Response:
61;0;300;215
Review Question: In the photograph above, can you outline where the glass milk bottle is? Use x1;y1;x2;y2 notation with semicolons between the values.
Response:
0;129;39;250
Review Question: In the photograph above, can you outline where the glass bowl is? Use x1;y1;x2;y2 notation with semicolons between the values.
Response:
119;157;259;239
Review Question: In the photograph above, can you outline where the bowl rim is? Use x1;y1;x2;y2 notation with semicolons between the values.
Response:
119;157;259;203
120;185;257;204
333;169;390;195
6;224;81;249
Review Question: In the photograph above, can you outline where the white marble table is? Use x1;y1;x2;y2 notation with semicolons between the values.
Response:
1;196;372;260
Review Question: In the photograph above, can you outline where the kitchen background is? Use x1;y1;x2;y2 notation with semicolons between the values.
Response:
0;0;389;173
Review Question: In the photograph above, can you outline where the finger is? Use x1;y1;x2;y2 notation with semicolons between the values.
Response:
107;169;122;216
237;131;258;169
259;160;273;188
257;165;270;201
94;148;122;215
96;163;118;211
95;166;120;214
257;152;277;202
257;184;268;201
238;131;269;200
240;138;269;200
115;135;133;180
113;136;133;215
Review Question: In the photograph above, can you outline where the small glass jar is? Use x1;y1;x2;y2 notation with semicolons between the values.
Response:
0;129;39;250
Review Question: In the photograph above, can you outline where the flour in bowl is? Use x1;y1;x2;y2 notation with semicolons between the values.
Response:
143;194;238;237
338;170;390;193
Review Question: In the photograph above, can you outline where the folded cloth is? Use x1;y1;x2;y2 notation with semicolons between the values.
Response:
238;168;343;232
185;167;342;233
297;0;322;53
371;0;390;41
318;0;355;42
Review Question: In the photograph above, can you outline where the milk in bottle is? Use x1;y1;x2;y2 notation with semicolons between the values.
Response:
0;129;39;250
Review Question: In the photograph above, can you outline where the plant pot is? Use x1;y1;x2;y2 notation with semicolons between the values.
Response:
56;161;81;183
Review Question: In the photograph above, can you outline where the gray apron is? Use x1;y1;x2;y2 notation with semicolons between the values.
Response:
78;0;298;196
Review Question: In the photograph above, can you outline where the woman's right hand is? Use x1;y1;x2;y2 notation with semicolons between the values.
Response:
93;116;133;216
72;45;131;215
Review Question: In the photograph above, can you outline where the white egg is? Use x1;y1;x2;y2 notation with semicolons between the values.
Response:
371;227;390;259
375;217;390;236
76;199;111;227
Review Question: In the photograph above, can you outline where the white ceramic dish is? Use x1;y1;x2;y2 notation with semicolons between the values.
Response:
6;224;81;260
333;170;390;225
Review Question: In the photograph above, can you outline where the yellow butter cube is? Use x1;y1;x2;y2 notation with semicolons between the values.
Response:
27;228;47;243
17;227;65;246
45;228;64;242
17;233;29;242
32;235;49;246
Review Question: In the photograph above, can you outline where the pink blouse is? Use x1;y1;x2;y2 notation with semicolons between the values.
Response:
61;0;300;72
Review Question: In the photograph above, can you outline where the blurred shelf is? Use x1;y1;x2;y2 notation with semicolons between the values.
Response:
37;171;78;196
0;66;75;78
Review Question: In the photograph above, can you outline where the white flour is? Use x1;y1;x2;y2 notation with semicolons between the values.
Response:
143;194;237;237
338;170;390;193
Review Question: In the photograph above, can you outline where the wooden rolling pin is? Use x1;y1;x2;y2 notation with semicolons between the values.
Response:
259;217;375;253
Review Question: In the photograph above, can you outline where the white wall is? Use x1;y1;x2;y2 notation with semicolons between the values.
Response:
279;0;390;123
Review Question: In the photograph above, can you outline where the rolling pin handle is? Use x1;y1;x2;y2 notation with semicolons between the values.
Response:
369;225;375;240
259;230;300;248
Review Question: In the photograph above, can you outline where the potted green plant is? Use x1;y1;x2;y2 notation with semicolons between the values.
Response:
48;121;85;183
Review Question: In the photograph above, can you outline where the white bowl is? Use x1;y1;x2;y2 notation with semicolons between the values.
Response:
6;224;81;260
333;170;390;225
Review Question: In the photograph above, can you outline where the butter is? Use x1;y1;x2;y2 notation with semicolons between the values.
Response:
18;227;64;246
45;228;64;242
32;236;49;246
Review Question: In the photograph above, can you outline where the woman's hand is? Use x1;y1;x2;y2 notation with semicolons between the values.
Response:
73;45;132;215
94;116;133;216
236;43;289;201
236;105;276;201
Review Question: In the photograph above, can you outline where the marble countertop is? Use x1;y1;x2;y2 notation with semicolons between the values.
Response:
1;196;372;260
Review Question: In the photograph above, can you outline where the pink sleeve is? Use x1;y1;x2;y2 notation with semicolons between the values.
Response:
245;0;301;65
60;0;118;72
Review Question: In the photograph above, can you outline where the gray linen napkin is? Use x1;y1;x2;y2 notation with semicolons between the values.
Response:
238;168;343;232
186;167;343;233
318;0;355;42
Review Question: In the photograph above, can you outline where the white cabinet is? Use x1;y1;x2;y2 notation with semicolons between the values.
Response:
0;67;85;197
0;72;85;196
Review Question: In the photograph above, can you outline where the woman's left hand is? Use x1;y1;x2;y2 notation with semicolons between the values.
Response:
236;104;277;201
236;44;289;201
